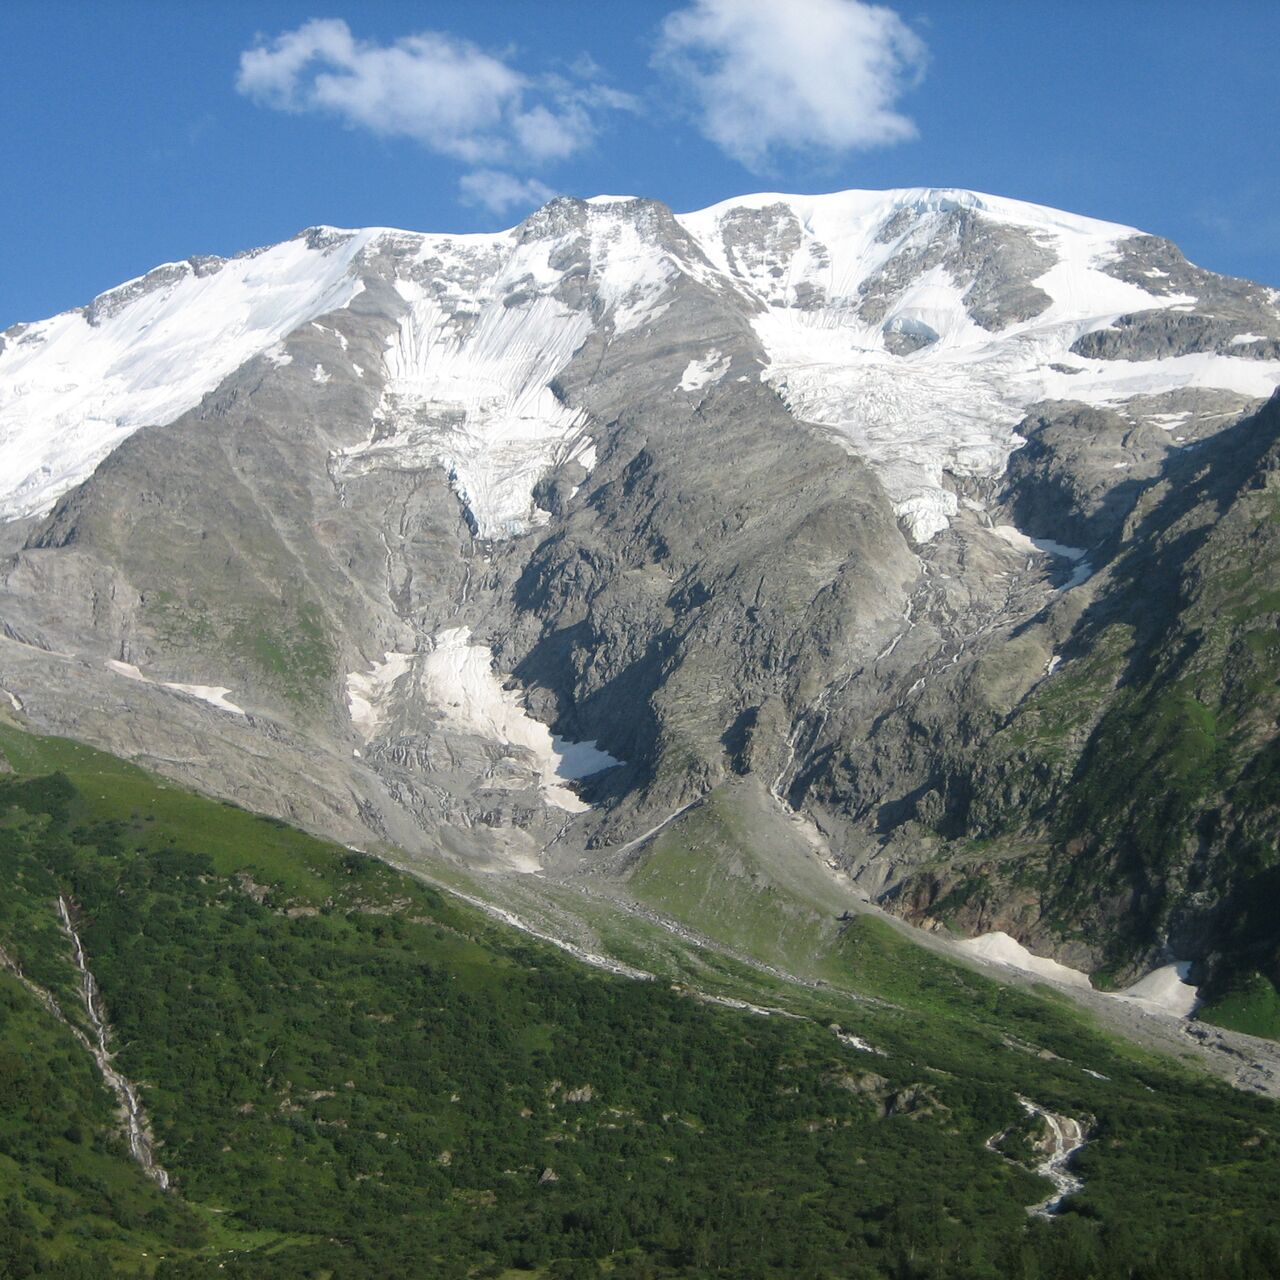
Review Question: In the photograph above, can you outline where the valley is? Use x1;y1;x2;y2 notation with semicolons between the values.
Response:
0;718;1278;1277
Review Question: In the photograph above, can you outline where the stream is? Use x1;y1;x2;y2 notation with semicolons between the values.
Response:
57;896;170;1190
986;1095;1088;1216
1017;1096;1088;1216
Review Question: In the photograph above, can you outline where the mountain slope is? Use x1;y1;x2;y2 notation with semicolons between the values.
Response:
1;187;1279;1030
2;719;1280;1277
886;394;1280;1015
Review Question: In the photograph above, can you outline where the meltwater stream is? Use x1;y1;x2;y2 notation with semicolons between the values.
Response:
57;896;170;1190
985;1095;1089;1217
1018;1097;1088;1217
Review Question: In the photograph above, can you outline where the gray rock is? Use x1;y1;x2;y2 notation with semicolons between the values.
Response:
2;188;1278;1001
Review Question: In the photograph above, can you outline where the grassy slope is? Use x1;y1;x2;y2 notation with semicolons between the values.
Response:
0;721;1278;1278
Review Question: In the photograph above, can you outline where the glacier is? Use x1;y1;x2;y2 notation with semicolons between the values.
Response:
4;187;1280;543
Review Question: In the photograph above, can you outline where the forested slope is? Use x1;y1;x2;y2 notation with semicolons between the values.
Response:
0;721;1278;1278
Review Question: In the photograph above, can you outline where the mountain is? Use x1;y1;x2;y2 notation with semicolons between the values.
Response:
2;186;1280;1037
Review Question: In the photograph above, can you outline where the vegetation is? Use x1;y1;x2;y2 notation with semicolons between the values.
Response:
1200;971;1280;1040
898;405;1280;1012
141;586;335;713
229;601;335;709
0;722;1278;1276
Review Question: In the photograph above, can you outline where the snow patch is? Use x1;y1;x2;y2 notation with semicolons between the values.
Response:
312;321;349;350
551;734;625;780
165;683;246;715
346;651;413;742
105;659;245;715
992;525;1086;561
989;525;1093;589
1147;411;1192;430
104;659;147;680
1059;560;1094;591
958;930;1200;1020
420;627;621;812
586;214;678;335
1047;351;1280;407
312;363;331;384
1113;961;1200;1018
678;349;729;392
957;931;1093;988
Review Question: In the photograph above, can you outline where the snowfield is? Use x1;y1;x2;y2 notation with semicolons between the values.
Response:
6;186;1278;540
0;230;378;520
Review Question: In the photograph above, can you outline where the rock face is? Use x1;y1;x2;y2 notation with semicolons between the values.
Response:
1;186;1279;998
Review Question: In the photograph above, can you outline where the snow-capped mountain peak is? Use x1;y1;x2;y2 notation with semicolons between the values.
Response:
3;188;1279;541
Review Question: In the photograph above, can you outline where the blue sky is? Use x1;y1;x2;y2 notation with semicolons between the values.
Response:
3;1;1278;329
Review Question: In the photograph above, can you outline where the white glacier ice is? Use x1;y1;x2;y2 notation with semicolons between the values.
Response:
677;187;1280;540
336;274;595;539
0;230;379;519
6;187;1279;542
331;201;695;538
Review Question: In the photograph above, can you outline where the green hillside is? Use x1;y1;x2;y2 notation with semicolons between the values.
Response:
0;721;1278;1278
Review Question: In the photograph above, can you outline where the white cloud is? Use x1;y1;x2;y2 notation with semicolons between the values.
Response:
237;18;630;169
655;0;927;170
459;170;558;217
511;103;592;163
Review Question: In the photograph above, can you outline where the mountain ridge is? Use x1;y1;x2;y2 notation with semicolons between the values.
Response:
8;185;1277;531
